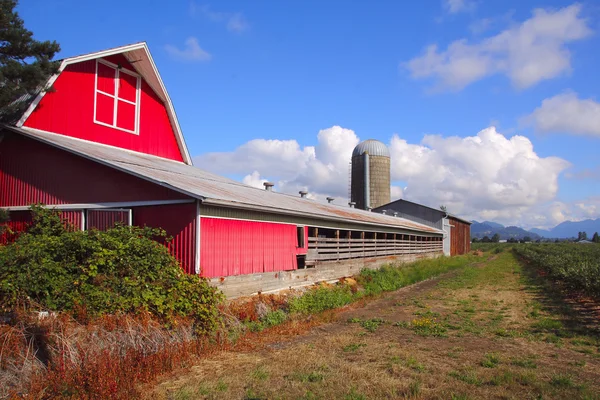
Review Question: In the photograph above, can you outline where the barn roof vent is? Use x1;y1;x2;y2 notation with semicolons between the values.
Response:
299;190;308;198
326;197;335;203
263;182;274;191
348;202;356;208
393;212;399;217
381;209;387;215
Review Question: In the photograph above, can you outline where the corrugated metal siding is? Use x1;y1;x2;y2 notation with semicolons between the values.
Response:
23;55;184;162
87;210;129;231
0;133;188;207
1;211;32;244
200;217;298;278
373;201;444;230
62;210;83;231
132;203;196;274
450;217;471;256
1;209;83;244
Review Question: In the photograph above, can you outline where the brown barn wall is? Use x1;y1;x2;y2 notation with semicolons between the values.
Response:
449;217;471;255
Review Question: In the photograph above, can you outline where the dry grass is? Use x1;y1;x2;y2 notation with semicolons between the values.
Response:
0;313;220;399
147;252;600;400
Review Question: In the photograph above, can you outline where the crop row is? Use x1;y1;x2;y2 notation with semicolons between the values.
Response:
513;244;600;298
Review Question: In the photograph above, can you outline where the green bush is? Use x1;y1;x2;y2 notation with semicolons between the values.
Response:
0;206;223;333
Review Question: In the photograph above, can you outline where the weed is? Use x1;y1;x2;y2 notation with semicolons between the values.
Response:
360;318;386;332
532;318;563;332
411;316;447;337
345;387;366;400
343;343;367;352
545;334;562;345
244;388;265;400
408;379;422;397
251;366;269;381
494;328;520;338
451;394;471;400
511;357;537;369
550;373;574;387
449;369;482;386
289;286;354;315
481;353;501;368
406;356;425;372
572;360;587;367
489;371;515;386
347;317;361;323
413;309;440;318
287;371;325;383
216;380;228;392
393;321;410;328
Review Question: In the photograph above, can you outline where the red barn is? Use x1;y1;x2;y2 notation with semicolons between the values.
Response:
1;43;444;297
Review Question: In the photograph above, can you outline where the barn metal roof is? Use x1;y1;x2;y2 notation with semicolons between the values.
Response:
352;139;390;158
5;126;443;235
375;198;472;225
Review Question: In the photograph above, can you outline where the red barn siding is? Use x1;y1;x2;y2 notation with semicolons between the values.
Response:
1;209;83;244
23;55;184;162
87;209;129;231
132;203;197;274
1;211;31;244
200;218;298;278
0;133;188;207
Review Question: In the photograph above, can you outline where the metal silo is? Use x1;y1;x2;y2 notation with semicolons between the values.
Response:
350;139;391;210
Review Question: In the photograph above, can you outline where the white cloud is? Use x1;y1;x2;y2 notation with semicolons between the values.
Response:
165;37;212;62
405;3;592;91
242;171;268;189
191;3;249;33
388;127;570;226
565;166;600;181
444;0;476;14
522;92;600;137
227;13;250;33
194;125;576;227
194;126;359;203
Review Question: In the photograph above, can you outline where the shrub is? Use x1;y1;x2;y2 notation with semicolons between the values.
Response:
0;206;222;333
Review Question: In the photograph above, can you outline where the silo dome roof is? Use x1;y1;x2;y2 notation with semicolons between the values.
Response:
352;139;390;157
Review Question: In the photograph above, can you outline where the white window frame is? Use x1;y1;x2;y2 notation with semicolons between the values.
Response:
93;59;141;135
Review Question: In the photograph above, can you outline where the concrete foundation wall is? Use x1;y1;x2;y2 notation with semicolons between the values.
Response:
209;251;442;298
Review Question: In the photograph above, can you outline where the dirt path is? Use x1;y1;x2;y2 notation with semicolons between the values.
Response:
147;252;600;400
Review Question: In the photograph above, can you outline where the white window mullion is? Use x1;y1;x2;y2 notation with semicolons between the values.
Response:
113;69;119;126
94;58;141;135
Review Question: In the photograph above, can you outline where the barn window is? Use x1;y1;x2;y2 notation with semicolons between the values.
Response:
94;59;141;134
297;226;305;248
86;209;132;231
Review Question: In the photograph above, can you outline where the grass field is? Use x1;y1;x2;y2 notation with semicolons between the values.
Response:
147;250;600;400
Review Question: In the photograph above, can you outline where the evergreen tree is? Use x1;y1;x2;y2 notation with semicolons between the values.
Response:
593;232;599;243
491;233;500;243
0;0;60;122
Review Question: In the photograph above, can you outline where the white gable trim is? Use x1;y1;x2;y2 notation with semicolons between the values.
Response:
15;42;193;165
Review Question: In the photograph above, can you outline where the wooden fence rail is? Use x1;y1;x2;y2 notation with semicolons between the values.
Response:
307;237;443;262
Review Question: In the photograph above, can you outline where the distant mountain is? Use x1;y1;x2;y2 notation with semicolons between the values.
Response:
531;218;600;239
482;221;504;229
471;222;540;240
529;228;552;237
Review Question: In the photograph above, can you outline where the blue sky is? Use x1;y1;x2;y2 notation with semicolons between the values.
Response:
18;0;600;228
